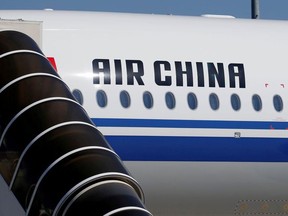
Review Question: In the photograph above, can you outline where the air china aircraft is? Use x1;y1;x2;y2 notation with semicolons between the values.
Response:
0;10;287;216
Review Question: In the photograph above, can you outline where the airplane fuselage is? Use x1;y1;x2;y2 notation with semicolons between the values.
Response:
0;10;288;215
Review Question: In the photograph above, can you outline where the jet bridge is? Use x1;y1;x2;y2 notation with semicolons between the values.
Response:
0;30;152;216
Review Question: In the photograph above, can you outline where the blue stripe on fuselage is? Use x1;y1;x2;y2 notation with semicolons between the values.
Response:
106;136;288;162
92;118;288;162
92;118;288;130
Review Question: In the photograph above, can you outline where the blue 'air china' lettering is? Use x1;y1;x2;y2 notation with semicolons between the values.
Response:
92;59;246;88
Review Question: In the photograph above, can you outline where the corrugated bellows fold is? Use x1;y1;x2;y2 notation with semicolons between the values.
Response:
0;31;151;216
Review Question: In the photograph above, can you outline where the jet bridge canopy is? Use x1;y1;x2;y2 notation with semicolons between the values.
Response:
0;30;151;216
0;19;42;48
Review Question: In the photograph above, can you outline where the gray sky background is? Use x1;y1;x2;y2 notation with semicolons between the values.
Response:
0;0;288;20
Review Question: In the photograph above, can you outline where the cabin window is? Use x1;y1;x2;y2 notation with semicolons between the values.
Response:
165;92;176;109
120;90;131;108
273;95;283;112
187;92;198;110
96;90;108;108
209;93;219;110
143;91;153;109
72;89;83;105
231;94;241;111
252;94;262;111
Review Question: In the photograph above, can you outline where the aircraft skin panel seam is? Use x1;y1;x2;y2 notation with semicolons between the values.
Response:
9;121;101;189
26;146;118;215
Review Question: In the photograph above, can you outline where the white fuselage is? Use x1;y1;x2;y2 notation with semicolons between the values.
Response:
0;10;288;215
